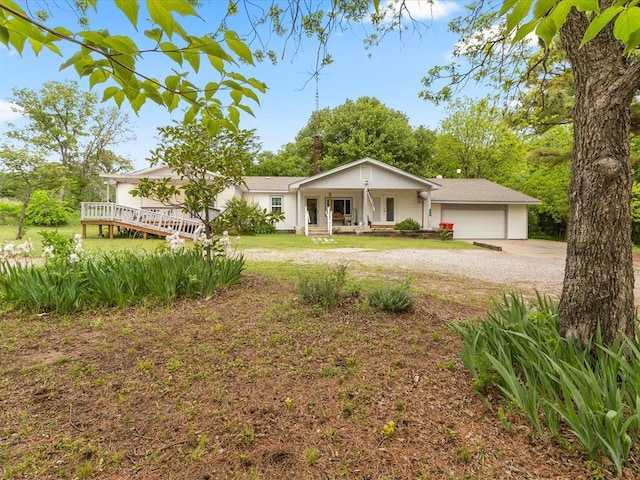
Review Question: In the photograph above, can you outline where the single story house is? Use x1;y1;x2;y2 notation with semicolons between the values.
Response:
101;157;541;240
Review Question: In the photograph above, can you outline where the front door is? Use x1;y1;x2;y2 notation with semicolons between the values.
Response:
306;198;318;225
372;196;395;224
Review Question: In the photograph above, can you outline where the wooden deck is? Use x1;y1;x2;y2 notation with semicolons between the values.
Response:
80;203;202;240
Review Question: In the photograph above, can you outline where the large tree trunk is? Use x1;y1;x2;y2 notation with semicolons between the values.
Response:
558;7;640;346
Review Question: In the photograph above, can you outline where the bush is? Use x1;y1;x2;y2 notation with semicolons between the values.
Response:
367;280;413;312
394;218;421;230
215;197;285;235
297;264;347;310
451;294;640;474
25;190;71;226
0;200;20;224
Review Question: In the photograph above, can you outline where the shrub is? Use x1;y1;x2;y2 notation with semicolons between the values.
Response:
394;218;421;230
367;280;413;312
0;200;20;224
297;264;347;310
451;293;640;474
26;190;71;226
215;197;284;235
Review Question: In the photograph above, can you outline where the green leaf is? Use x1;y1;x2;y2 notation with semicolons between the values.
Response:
582;6;623;45
102;86;120;102
147;0;175;38
533;0;556;18
183;49;200;72
77;30;105;45
499;0;521;17
571;0;600;13
613;7;640;43
0;24;9;45
103;35;139;55
28;37;43;56
59;50;87;71
535;15;557;47
228;105;240;126
89;68;110;88
506;0;534;35
144;28;163;42
513;18;537;43
160;41;182;65
113;89;125;108
130;93;146;113
115;0;140;28
224;30;253;65
165;74;180;91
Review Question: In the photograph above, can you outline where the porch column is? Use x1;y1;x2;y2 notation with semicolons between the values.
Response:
362;189;367;226
296;188;302;232
426;189;432;229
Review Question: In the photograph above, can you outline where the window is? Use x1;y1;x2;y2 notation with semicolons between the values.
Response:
328;198;351;214
270;196;283;213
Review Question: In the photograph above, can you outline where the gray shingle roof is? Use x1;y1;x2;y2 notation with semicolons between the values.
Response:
429;178;541;204
241;176;306;192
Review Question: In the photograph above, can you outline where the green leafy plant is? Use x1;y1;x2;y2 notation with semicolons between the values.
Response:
304;447;321;465
25;190;71;226
394;218;420;230
215;197;285;235
0;249;245;313
367;279;413;313
296;264;347;310
451;293;640;474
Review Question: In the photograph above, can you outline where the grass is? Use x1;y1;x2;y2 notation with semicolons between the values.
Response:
0;216;476;258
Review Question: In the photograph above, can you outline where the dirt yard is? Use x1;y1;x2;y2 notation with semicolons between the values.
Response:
1;258;638;479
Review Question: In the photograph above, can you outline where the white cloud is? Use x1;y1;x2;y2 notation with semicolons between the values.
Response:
381;0;462;21
0;100;23;121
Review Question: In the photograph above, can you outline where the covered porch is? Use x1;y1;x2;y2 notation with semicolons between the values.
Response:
288;158;440;235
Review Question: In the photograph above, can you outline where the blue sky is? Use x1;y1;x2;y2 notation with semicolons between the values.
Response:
0;0;474;170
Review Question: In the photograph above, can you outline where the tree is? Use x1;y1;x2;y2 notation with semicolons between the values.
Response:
0;146;67;239
519;126;573;239
249;147;313;177
132;123;259;242
432;97;526;184
274;97;435;175
6;81;133;204
422;0;640;345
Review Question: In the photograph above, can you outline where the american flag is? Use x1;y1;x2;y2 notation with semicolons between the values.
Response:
366;189;375;212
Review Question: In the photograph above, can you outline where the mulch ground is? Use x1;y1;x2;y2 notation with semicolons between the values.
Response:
1;271;638;479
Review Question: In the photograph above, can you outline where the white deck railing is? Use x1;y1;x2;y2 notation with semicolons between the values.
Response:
81;202;203;240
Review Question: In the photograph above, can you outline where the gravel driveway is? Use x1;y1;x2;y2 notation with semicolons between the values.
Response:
242;239;640;305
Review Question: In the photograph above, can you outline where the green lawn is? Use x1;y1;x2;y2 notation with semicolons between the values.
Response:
0;216;476;256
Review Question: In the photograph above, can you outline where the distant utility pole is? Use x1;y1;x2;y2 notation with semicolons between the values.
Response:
311;74;323;175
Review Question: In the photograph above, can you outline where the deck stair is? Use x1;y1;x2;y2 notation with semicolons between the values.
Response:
80;202;203;240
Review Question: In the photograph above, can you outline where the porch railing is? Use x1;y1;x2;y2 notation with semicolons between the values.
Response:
81;202;203;240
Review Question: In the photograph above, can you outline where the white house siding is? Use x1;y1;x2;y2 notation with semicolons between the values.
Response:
242;192;298;231
394;190;424;226
216;185;241;210
507;204;529;239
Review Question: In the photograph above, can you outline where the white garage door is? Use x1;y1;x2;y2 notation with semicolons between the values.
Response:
442;205;507;239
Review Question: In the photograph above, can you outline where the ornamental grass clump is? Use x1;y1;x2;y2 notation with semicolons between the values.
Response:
367;279;413;313
296;264;347;310
0;249;245;313
451;293;640;474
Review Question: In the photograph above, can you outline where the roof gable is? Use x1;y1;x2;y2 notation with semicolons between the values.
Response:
288;158;440;190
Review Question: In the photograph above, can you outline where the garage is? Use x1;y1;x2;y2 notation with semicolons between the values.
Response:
442;204;507;239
